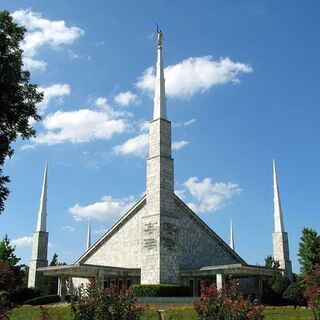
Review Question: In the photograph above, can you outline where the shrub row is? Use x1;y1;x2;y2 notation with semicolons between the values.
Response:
10;287;40;305
131;284;191;297
24;294;61;306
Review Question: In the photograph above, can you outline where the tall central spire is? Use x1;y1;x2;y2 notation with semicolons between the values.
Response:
153;28;167;120
143;28;178;285
273;160;284;232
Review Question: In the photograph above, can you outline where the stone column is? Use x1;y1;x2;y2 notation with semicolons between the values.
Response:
216;274;224;291
57;276;67;301
257;277;263;300
96;270;104;287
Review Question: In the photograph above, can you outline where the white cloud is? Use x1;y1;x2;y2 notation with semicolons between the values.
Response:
12;236;33;247
136;67;154;93
139;121;149;133
34;108;127;145
136;56;252;99
62;225;75;232
67;49;81;59
21;144;35;150
183;118;196;126
93;97;131;118
114;91;139;106
69;195;135;221
94;97;109;107
173;118;196;128
23;57;47;71
175;189;186;200
113;134;188;157
37;84;70;113
12;9;84;70
113;133;149;157
172;140;189;150
184;177;241;213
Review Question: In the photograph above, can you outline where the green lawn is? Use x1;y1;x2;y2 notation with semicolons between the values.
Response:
10;305;312;320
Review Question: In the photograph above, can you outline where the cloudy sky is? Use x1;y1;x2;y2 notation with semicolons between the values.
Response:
1;1;320;273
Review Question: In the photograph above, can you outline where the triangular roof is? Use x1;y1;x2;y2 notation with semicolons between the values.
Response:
174;195;246;265
75;195;146;264
75;193;246;266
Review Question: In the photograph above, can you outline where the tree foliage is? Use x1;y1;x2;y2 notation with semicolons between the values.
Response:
194;279;264;320
262;255;291;305
304;264;320;320
49;253;58;267
298;227;320;276
45;253;59;295
0;10;43;213
283;280;305;307
265;255;280;270
0;235;20;267
71;281;144;320
0;261;16;291
0;235;24;292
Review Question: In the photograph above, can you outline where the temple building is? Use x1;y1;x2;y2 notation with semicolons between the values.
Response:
28;32;291;298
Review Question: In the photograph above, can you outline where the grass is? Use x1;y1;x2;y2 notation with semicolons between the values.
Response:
264;306;312;320
9;304;312;320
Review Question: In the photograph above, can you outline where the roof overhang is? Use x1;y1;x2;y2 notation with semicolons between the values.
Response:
180;264;280;277
38;264;141;278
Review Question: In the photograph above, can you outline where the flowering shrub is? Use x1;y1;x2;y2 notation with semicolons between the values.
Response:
0;291;10;320
71;281;144;320
304;264;320;320
194;279;264;320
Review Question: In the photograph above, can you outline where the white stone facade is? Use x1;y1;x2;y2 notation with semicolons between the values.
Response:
78;193;243;285
28;231;48;288
84;203;145;268
273;231;292;279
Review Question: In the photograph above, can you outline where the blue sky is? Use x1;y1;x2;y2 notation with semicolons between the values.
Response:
1;1;320;273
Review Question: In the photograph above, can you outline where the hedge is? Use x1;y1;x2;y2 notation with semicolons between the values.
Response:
131;284;191;297
24;294;61;306
10;287;40;305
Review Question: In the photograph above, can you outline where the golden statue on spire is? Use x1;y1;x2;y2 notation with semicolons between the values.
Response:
156;24;163;47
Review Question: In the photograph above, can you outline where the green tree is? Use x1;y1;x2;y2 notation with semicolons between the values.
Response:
271;274;290;295
283;280;305;308
298;227;320;276
265;255;280;269
0;235;20;266
0;235;23;292
45;253;59;295
0;10;43;213
49;253;58;266
262;255;291;305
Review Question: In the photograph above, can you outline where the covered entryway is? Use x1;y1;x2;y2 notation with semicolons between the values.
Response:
39;263;141;300
180;263;279;298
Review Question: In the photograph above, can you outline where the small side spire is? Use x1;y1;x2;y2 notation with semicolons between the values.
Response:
273;159;284;232
230;219;235;250
153;27;167;120
86;219;92;250
36;161;48;232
